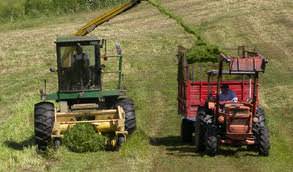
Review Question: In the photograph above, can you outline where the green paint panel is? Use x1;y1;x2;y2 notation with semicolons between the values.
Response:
46;90;122;101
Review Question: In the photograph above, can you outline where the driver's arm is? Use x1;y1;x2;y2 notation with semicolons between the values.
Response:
230;90;238;102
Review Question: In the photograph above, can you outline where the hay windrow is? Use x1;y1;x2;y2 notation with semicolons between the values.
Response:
186;42;220;64
148;0;220;64
63;123;107;153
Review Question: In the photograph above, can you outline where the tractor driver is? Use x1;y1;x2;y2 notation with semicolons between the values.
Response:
71;44;90;88
219;84;238;102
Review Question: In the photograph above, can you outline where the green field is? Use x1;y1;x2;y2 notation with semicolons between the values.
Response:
0;0;128;22
0;0;292;171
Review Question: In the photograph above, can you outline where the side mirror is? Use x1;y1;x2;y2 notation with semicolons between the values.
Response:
39;89;44;95
102;54;108;61
50;67;57;72
40;79;47;101
115;42;122;56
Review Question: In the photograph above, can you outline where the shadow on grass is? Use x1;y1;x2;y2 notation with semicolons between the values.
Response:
149;135;259;157
218;146;259;157
149;135;201;157
4;136;35;150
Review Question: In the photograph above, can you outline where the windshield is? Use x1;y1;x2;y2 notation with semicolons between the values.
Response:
60;45;95;68
58;44;101;91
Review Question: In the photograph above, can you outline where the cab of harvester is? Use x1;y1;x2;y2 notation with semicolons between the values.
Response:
48;36;123;95
196;49;270;156
56;36;103;92
34;36;136;151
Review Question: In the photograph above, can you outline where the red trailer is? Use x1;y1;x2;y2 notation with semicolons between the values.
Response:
177;46;270;156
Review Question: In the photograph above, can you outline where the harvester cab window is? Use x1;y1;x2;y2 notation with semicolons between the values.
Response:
60;45;95;68
57;43;101;92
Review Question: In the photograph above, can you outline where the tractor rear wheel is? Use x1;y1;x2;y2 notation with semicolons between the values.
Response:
204;125;218;156
34;102;55;151
258;126;270;156
181;118;193;143
116;98;136;134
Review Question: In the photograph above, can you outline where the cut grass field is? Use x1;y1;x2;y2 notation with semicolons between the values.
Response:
0;0;292;171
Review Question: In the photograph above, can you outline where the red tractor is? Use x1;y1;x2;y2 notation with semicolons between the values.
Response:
178;47;270;156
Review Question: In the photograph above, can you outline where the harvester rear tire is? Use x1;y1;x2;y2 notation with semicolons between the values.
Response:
116;98;136;134
34;102;54;151
258;126;270;156
181;118;193;143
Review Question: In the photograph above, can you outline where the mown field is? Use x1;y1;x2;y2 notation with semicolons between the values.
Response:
0;0;292;171
0;0;128;22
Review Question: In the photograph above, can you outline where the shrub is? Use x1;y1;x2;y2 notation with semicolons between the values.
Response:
63;123;107;153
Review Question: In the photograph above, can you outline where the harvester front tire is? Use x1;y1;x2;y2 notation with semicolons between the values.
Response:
258;126;270;156
34;102;54;151
116;98;136;134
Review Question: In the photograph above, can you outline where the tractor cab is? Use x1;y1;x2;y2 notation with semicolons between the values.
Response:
207;51;268;116
206;69;262;141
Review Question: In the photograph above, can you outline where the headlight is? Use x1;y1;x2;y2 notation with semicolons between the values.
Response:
253;117;259;123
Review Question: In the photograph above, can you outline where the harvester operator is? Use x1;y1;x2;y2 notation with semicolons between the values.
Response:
71;44;90;88
72;44;89;67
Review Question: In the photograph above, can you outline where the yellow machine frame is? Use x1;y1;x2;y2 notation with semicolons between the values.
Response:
52;104;127;147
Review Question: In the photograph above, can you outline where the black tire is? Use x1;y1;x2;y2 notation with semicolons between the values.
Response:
255;107;266;127
53;138;62;149
253;107;270;156
34;102;55;151
194;120;205;152
253;108;264;137
196;108;208;152
181;118;193;143
115;135;126;151
204;125;218;156
258;126;270;156
116;98;136;134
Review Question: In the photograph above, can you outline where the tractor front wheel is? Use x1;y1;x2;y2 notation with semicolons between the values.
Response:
194;121;205;152
34;102;55;151
116;98;136;134
253;107;270;156
204;125;218;156
258;126;270;156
